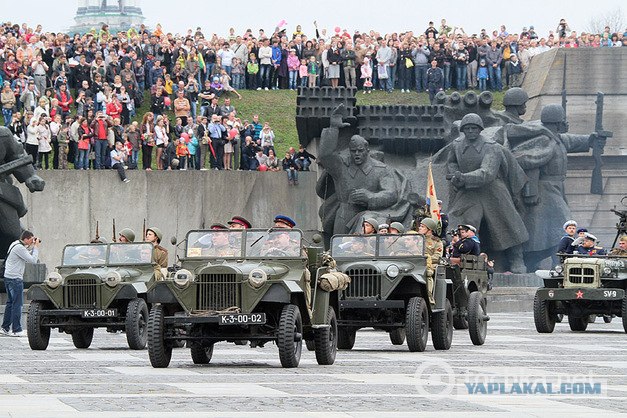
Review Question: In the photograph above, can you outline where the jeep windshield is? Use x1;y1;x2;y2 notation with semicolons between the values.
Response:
378;235;424;257
245;230;303;258
330;236;377;258
108;243;154;265
186;230;243;258
62;244;107;266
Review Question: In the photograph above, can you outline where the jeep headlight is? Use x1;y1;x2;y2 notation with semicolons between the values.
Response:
554;265;563;274
248;269;268;289
105;271;122;287
602;266;612;276
386;264;400;278
45;272;62;289
174;269;193;287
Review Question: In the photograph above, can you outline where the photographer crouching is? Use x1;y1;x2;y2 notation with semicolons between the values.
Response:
1;231;40;337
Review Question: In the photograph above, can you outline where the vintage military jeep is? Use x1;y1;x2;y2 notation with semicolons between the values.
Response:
534;255;627;333
330;233;476;352
146;228;339;368
27;242;156;350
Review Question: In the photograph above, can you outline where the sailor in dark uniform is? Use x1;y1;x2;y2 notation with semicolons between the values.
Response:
450;224;480;265
557;220;577;254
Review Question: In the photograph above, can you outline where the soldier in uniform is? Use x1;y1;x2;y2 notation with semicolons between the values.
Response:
378;223;389;234
207;223;240;257
610;236;627;256
145;226;168;279
362;218;378;235
273;215;296;229
389;222;405;234
450;224;480;265
557;220;577;254
575;233;606;256
228;216;252;229
118;228;136;243
418;218;444;305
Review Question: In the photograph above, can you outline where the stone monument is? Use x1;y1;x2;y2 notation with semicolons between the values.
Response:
70;0;145;34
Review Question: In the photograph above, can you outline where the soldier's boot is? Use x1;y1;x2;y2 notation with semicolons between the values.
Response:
506;245;527;274
427;275;436;305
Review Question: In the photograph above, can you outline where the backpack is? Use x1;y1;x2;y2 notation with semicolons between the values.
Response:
0;242;21;279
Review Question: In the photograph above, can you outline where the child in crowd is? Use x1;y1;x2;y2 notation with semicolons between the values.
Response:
361;55;373;94
287;49;300;90
307;56;319;88
477;59;489;91
299;58;308;88
187;129;199;170
126;121;140;169
231;58;245;90
219;69;242;100
176;134;190;169
247;53;259;90
210;76;224;97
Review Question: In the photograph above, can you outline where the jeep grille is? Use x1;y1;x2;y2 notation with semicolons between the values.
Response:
567;266;596;285
196;273;239;310
344;268;381;299
63;277;99;308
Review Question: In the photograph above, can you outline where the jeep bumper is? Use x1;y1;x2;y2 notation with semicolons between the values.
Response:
537;288;625;301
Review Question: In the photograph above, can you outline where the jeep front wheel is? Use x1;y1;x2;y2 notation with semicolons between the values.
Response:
389;328;406;345
277;304;303;368
568;314;588;332
314;306;337;365
621;295;627;333
405;296;428;352
190;344;214;364
125;298;148;350
27;301;50;350
431;299;453;350
468;291;487;345
147;305;172;368
71;328;94;349
337;327;356;350
533;291;556;333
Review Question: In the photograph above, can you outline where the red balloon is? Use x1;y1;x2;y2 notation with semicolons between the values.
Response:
334;26;341;33
181;132;190;141
163;97;171;106
258;164;268;172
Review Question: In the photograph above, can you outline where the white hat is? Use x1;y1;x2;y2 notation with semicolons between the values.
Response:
563;220;577;230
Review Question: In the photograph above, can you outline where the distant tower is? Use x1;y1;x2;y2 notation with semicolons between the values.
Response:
70;0;145;34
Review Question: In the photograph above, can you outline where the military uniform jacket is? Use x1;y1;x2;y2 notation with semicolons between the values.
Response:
452;237;480;257
424;235;444;265
153;245;168;268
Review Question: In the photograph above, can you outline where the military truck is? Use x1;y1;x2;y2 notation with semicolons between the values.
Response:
534;202;627;333
329;234;488;352
146;228;339;368
27;242;157;350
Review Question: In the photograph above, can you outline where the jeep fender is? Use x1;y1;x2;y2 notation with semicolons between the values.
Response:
433;271;452;312
113;284;140;300
147;281;178;304
27;286;52;303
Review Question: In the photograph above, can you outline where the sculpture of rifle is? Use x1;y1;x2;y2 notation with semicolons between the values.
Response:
590;92;613;195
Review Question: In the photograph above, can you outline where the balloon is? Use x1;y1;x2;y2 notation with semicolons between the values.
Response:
181;132;190;141
258;164;268;172
163;97;171;106
334;26;341;33
277;20;287;28
228;128;237;139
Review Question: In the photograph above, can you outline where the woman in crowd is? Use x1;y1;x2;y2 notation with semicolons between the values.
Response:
154;115;169;170
140;112;155;170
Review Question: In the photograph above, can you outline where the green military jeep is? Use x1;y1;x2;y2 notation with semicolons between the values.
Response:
27;242;157;350
534;255;627;333
329;234;488;352
146;228;339;368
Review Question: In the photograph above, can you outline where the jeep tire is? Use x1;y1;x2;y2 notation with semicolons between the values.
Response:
389;328;406;345
622;295;627;333
305;339;316;351
337;327;356;350
405;296;428;352
277;304;303;368
27;301;50;350
190;343;214;364
147;305;172;368
431;299;453;350
125;298;148;350
533;291;556;333
314;306;337;365
468;291;487;345
71;328;94;349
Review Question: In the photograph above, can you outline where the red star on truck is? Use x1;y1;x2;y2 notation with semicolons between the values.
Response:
576;290;584;299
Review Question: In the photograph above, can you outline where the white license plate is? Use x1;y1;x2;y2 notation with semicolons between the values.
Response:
81;309;118;318
218;313;266;325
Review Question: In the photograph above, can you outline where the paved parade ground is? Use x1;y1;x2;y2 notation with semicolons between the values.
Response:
0;312;626;417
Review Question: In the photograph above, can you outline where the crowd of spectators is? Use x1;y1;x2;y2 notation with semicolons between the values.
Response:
0;18;624;178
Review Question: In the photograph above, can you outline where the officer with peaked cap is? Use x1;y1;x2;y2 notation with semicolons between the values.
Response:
274;215;296;229
228;216;252;229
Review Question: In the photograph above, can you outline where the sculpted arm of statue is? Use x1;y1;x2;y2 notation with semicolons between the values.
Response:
319;105;350;173
458;145;502;189
0;128;45;192
353;172;397;209
561;133;596;153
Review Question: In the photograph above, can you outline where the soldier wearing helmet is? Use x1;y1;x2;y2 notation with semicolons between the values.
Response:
447;113;529;273
118;228;136;243
418;217;444;305
145;226;168;275
499;103;606;271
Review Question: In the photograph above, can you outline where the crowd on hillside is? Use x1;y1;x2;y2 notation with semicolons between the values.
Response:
0;18;624;179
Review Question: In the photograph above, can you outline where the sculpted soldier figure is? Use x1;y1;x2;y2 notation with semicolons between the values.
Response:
497;87;528;125
447;113;528;273
501;104;605;270
0;126;45;256
319;106;411;234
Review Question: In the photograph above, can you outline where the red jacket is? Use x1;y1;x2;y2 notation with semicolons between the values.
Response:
56;91;73;112
106;101;123;119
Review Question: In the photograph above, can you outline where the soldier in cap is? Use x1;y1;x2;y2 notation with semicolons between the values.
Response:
207;223;240;257
273;215;296;229
447;113;528;273
228;216;252;229
557;220;577;254
609;236;627;256
145;227;168;278
362;218;378;235
575;233;606;256
378;223;389;234
450;224;480;266
118;228;136;243
389;222;405;234
418;218;444;304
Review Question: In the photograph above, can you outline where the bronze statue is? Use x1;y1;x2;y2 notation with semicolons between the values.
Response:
0;127;45;256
